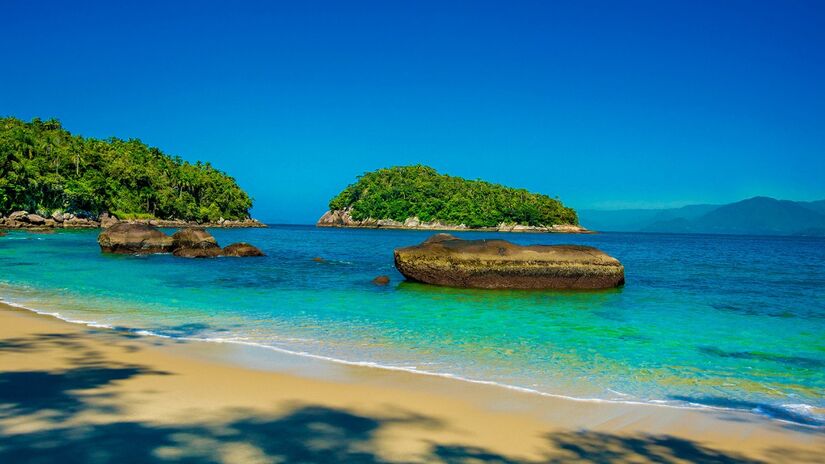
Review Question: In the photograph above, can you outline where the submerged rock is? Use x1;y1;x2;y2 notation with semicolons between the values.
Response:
372;275;390;285
393;234;624;290
222;242;265;257
97;223;174;254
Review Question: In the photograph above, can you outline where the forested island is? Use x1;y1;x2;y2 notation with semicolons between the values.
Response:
319;165;588;233
0;117;258;228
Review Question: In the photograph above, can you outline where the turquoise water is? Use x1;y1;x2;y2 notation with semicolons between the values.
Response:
1;226;824;425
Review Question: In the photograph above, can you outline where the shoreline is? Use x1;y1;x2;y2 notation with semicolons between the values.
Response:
1;301;822;462
316;208;595;234
7;294;820;424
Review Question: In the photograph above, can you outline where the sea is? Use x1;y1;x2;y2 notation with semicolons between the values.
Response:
1;226;823;426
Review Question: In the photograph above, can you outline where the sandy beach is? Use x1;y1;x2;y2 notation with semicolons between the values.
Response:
0;302;822;463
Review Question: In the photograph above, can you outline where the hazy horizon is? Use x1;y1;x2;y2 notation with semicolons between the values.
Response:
3;1;824;223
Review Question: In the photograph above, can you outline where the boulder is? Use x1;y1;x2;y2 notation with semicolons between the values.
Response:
99;212;119;228
393;234;625;290
25;214;47;225
9;211;28;221
173;247;223;258
51;211;65;223
222;242;265;257
372;275;390;285
171;228;221;258
172;228;219;250
97;223;174;254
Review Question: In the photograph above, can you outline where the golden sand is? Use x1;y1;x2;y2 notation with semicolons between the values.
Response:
0;303;822;462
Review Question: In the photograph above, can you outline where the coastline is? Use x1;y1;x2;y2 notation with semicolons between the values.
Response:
317;209;593;234
1;301;822;462
0;211;267;230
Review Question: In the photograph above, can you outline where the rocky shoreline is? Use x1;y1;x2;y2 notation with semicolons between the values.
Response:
0;211;266;230
317;208;593;234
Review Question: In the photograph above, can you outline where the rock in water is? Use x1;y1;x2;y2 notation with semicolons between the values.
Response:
98;223;174;254
173;247;224;258
171;228;222;258
222;242;265;257
372;275;390;285
393;234;624;290
172;228;219;250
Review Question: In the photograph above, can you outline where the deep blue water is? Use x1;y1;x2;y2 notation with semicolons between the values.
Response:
1;226;823;425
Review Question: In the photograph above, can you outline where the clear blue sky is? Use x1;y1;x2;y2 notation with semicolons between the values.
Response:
2;1;824;223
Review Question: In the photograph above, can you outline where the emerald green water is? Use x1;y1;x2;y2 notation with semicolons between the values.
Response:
1;227;823;425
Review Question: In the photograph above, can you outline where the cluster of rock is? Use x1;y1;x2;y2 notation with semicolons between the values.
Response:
1;211;98;229
0;211;266;230
317;208;592;234
394;233;625;290
97;223;264;258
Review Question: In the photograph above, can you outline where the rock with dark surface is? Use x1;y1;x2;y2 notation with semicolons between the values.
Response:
222;242;265;257
170;228;222;258
97;223;174;254
173;247;224;258
393;234;624;290
372;275;390;285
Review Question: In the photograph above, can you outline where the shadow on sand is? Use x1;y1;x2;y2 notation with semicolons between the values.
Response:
0;332;821;463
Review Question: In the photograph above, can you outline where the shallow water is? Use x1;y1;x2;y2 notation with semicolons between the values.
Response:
1;226;823;425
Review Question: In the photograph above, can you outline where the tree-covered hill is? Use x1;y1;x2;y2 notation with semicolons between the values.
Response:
0;117;252;221
328;165;578;227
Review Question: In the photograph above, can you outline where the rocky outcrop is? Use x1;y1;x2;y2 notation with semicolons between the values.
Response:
171;228;223;258
98;225;264;258
222;242;265;257
317;208;592;234
1;211;266;230
393;234;624;290
97;223;175;254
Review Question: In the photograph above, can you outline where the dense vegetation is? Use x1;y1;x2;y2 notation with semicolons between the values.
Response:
0;117;252;221
329;165;578;227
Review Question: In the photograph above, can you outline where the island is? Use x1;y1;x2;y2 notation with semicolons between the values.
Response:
318;165;590;233
0;117;263;229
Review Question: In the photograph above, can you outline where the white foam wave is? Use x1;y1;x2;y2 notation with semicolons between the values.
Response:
2;297;823;429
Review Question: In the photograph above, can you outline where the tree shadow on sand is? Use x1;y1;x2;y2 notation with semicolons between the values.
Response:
0;333;821;463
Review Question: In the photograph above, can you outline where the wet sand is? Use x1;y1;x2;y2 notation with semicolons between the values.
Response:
0;302;822;463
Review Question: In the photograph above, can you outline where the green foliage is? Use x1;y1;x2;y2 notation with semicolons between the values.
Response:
329;165;578;227
0;117;253;221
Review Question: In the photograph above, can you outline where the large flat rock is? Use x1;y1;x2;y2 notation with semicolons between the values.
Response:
393;234;624;290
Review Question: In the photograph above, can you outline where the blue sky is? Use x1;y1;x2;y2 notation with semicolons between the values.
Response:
2;1;824;223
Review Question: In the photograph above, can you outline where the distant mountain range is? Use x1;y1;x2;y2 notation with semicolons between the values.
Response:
579;197;825;236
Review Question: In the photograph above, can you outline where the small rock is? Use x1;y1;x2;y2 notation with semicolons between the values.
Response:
312;257;325;262
222;242;265;257
372;275;390;285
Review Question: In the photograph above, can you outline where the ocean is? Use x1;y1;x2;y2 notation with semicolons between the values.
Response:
1;226;823;426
